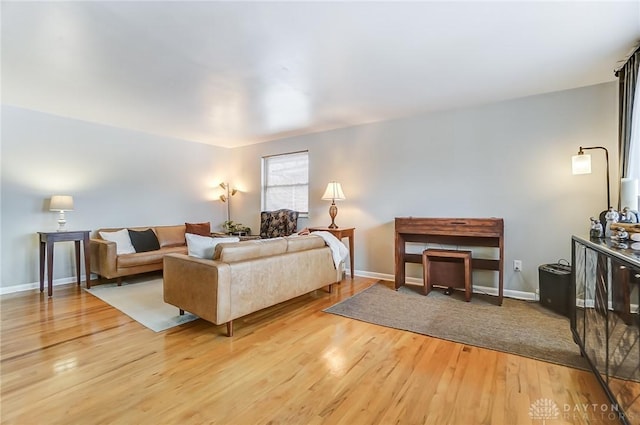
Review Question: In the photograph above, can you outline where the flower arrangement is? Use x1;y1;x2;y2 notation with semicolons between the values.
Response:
222;220;251;235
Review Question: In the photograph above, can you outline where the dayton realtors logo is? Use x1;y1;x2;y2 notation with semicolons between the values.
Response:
529;399;630;423
529;399;560;424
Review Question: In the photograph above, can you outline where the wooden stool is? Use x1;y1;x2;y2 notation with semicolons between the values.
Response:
422;249;473;302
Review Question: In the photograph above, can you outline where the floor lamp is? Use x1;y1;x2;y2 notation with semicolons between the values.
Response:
219;182;237;223
572;146;611;209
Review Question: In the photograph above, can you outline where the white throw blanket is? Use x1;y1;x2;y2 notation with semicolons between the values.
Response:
312;231;349;269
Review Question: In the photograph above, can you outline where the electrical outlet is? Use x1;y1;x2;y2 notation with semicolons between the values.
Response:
514;260;522;272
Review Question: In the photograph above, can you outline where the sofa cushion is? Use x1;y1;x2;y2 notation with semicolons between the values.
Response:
117;246;187;269
128;228;161;253
155;225;186;248
186;233;239;259
99;229;136;255
215;238;287;263
286;235;325;253
185;222;211;236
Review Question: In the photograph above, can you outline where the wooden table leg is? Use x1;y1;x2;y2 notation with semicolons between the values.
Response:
39;241;45;293
422;252;432;296
83;235;91;288
46;241;54;297
348;234;354;279
74;240;81;286
498;238;504;306
464;255;472;302
395;233;406;290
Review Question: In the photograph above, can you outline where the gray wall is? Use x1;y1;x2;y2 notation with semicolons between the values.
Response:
1;82;618;295
230;82;618;295
1;105;230;290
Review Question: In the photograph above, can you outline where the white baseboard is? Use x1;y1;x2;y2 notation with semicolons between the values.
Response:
0;274;95;295
353;270;537;301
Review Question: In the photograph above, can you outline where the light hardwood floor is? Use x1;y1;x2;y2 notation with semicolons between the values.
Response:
0;275;625;424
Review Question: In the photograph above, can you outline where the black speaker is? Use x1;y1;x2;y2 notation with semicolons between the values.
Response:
538;263;572;317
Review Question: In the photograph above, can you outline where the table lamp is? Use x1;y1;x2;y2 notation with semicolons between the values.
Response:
50;195;74;231
321;182;346;229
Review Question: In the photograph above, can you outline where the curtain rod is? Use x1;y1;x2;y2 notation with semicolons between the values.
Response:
614;42;640;75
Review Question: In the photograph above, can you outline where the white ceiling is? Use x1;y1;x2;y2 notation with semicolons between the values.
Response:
2;1;639;148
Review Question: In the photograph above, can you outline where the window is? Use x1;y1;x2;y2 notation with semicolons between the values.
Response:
628;73;640;183
262;151;309;214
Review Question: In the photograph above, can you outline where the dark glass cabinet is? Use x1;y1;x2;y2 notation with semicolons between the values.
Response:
572;235;640;425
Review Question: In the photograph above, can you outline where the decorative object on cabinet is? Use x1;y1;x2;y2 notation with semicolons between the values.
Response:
590;216;604;238
620;206;639;224
321;181;346;229
605;206;620;238
571;235;640;425
49;195;74;231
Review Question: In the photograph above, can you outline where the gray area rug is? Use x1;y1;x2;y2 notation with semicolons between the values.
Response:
325;282;589;370
86;278;198;332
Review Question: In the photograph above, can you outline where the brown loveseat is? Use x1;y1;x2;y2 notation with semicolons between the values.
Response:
90;225;188;284
163;235;343;336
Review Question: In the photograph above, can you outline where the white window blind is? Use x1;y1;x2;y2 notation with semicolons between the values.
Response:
262;151;309;214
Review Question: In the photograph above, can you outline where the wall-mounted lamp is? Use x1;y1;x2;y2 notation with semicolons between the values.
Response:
572;146;610;209
219;182;237;221
321;181;346;229
49;195;74;231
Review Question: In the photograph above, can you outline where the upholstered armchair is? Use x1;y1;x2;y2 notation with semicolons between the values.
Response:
260;209;299;238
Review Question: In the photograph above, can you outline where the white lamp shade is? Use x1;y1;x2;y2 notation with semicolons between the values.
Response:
50;195;74;211
321;182;346;201
572;154;592;175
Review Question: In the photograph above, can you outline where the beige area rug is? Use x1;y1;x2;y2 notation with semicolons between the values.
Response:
85;278;198;332
325;282;589;371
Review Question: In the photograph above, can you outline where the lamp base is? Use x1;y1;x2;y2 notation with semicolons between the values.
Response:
328;202;339;229
56;212;67;232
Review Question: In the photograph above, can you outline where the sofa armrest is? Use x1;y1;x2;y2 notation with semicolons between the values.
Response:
90;238;117;278
163;254;232;325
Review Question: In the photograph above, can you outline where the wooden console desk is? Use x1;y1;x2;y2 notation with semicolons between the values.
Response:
395;217;504;305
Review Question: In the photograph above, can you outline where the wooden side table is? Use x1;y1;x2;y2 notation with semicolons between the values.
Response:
38;231;91;296
308;227;355;278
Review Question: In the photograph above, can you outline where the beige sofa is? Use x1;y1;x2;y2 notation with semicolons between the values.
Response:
163;235;343;336
90;225;188;284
